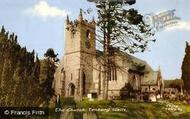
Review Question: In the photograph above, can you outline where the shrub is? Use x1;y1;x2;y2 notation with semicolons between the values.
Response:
60;97;76;108
143;92;149;102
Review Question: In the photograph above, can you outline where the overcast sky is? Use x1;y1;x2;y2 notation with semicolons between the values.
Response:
0;0;190;79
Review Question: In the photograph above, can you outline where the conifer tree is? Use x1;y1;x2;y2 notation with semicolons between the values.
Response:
88;0;155;100
40;48;58;106
182;41;190;93
0;26;52;106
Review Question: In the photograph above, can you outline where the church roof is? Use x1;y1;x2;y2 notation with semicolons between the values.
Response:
122;53;153;72
96;49;153;73
114;49;153;73
141;71;159;85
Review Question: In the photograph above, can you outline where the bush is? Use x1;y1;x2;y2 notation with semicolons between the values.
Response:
120;83;134;99
61;97;76;108
143;92;149;102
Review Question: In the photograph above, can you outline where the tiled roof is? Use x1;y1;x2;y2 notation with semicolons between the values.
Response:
141;71;159;85
96;49;153;72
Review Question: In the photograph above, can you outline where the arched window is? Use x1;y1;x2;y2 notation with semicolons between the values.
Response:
110;63;117;81
85;29;91;49
61;68;65;80
86;30;91;40
131;75;137;89
60;68;65;89
68;83;75;96
82;72;86;95
132;75;136;84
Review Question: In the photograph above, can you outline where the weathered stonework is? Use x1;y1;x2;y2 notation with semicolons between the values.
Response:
54;10;164;100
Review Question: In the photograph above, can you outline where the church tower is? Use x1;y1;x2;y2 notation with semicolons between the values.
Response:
63;9;96;100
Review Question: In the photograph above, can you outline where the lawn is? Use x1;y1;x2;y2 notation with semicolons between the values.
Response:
75;100;190;119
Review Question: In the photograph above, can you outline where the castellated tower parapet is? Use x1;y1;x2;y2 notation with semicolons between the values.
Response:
64;9;96;55
65;9;96;29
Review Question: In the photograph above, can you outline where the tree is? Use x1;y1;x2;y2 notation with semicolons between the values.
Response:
120;83;134;99
44;48;59;62
88;0;155;100
182;41;190;93
0;26;49;107
40;48;59;106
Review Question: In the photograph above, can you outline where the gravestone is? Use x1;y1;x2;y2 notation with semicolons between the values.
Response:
83;112;98;119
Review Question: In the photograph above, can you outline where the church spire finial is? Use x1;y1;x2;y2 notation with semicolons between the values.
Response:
1;25;5;33
92;16;95;22
158;65;161;72
78;8;83;21
66;14;69;23
186;41;189;47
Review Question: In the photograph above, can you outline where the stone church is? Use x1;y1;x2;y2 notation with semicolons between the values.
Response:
54;10;164;100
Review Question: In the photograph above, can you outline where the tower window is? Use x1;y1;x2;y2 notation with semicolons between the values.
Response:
86;30;91;40
85;29;91;49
